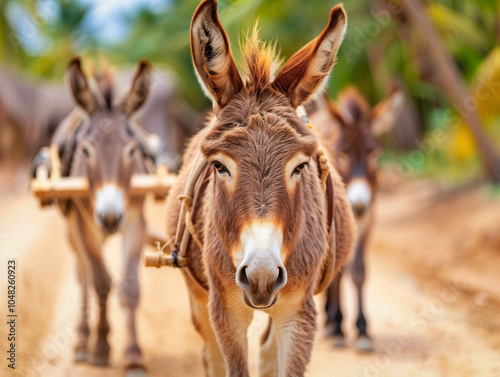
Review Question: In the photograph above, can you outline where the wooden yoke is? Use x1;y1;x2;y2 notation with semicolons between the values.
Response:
31;162;177;203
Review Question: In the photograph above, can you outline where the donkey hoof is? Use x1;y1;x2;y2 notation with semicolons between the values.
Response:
88;344;110;367
125;358;147;377
323;324;341;338
125;369;148;377
355;335;374;353
332;334;346;348
88;353;109;367
74;347;87;363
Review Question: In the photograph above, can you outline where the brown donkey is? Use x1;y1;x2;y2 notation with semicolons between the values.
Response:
53;58;153;375
309;87;403;351
164;1;355;376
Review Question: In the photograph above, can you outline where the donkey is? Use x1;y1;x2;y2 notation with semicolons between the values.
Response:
309;87;403;351
164;1;355;376
0;63;195;171
53;58;153;375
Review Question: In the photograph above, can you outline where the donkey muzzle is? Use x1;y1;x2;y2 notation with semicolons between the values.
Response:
97;212;123;234
347;179;372;219
236;254;287;309
94;184;126;234
236;221;287;308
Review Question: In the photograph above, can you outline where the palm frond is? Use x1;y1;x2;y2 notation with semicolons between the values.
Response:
427;2;489;52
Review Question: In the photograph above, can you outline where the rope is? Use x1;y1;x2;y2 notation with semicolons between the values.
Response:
178;194;204;250
316;148;330;195
153;238;176;268
159;236;175;253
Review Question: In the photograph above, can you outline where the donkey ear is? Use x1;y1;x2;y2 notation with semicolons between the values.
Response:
272;5;347;107
190;0;243;110
327;99;352;127
117;59;152;117
66;57;98;114
370;91;404;136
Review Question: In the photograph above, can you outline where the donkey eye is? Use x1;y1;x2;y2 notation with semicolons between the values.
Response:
292;162;308;176
213;161;230;176
82;146;91;158
125;142;140;159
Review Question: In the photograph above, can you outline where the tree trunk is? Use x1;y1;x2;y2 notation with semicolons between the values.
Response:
400;0;500;183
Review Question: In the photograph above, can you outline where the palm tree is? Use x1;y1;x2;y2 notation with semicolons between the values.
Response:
400;0;500;183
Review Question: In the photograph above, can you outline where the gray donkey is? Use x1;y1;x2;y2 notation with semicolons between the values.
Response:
40;57;159;376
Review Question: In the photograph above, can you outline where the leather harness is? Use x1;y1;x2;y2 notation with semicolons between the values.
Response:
143;110;336;295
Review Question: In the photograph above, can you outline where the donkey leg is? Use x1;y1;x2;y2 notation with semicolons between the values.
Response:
208;290;253;377
71;210;112;366
68;211;91;363
74;262;90;362
324;271;345;347
88;252;112;366
189;294;225;377
273;295;317;377
259;318;278;377
119;202;147;375
351;235;373;352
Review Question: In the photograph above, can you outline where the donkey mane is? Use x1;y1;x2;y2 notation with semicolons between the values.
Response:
92;64;116;110
240;26;282;92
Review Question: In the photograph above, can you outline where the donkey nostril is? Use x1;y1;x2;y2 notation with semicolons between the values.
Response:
353;202;366;217
100;213;122;231
271;266;287;293
237;266;252;292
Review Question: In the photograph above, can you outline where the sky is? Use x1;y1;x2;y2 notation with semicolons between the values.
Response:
77;0;168;44
6;0;168;54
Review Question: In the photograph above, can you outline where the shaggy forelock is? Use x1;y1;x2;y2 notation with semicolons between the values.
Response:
201;89;317;158
240;25;282;93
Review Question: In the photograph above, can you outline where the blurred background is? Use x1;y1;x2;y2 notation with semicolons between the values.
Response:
2;0;500;186
1;1;500;376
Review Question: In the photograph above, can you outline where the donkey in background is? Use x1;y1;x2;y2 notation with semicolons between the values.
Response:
165;1;355;376
0;62;196;173
46;58;155;376
309;87;403;351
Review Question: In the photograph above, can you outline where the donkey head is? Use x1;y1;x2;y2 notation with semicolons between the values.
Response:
67;58;151;234
191;0;346;308
328;88;403;218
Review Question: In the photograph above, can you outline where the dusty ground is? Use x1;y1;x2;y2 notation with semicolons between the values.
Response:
0;172;500;377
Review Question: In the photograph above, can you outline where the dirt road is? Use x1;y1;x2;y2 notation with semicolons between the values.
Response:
0;180;499;377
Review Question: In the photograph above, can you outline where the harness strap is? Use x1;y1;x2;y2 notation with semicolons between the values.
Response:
178;194;203;250
176;152;208;260
143;151;208;270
